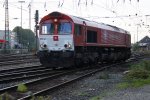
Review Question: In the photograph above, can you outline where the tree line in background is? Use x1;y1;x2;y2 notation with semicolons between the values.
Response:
12;26;36;51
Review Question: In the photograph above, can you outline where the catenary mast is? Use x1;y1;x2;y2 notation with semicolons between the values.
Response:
4;0;10;51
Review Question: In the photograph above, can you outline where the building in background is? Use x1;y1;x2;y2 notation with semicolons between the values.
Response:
138;36;150;51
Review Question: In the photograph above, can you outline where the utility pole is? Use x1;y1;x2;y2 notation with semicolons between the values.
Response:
28;0;33;52
28;3;31;30
18;1;25;28
4;0;10;53
18;1;25;53
137;25;138;43
28;0;33;30
35;10;39;52
136;24;141;44
28;3;31;52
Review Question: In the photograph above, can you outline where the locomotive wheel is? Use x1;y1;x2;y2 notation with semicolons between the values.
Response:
94;57;99;64
74;58;82;67
39;57;48;66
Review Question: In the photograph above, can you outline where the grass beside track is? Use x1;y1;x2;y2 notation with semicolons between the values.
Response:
118;59;150;89
89;57;150;100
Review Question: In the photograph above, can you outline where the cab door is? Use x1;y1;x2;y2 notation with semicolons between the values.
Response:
74;24;84;46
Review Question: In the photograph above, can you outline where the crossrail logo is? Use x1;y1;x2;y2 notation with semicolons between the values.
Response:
53;36;59;41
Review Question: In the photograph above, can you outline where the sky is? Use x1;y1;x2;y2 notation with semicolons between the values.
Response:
0;0;150;43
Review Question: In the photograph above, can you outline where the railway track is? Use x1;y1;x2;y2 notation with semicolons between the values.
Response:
0;53;34;60
0;65;65;88
0;66;56;84
0;62;125;100
0;54;143;99
0;53;39;66
0;59;39;66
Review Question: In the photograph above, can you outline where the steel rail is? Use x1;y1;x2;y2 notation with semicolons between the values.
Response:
18;57;141;100
0;59;39;66
18;65;114;100
0;65;45;75
0;69;60;84
0;55;142;99
0;71;74;94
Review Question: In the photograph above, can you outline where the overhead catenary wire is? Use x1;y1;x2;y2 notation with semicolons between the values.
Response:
0;0;149;35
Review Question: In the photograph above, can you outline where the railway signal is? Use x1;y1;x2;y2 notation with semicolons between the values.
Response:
35;10;39;24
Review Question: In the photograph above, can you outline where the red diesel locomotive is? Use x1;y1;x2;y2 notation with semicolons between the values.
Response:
37;11;131;68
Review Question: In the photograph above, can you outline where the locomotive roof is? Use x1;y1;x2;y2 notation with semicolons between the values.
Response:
41;11;130;34
69;14;129;34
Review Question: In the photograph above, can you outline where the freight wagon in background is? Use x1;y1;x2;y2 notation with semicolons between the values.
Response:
37;11;131;68
0;39;6;49
0;30;16;49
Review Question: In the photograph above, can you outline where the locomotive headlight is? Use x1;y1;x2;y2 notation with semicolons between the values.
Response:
40;44;48;50
64;44;67;48
54;19;58;22
40;44;43;48
43;44;47;48
64;43;72;49
68;44;71;48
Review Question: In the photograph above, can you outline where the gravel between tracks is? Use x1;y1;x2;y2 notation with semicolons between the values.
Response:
44;59;150;100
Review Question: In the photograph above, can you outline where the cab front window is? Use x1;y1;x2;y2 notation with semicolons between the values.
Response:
58;22;71;34
42;23;54;34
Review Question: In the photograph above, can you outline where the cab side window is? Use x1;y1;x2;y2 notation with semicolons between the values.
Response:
75;24;81;36
87;30;97;43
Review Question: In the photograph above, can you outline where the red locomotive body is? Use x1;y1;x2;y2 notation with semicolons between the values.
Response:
37;12;131;68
